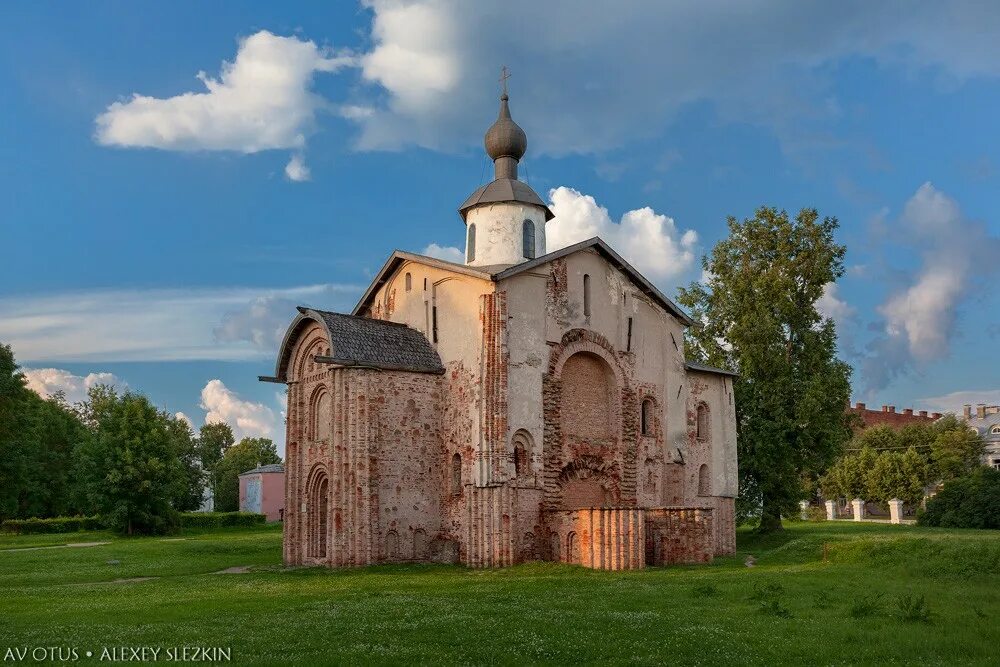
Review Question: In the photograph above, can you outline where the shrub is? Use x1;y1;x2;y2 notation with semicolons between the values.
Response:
895;594;931;623
178;512;266;528
807;505;827;522
1;515;104;534
849;593;883;618
918;467;1000;529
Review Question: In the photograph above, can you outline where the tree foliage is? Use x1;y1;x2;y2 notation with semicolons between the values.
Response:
919;467;1000;529
677;207;852;531
820;418;982;506
212;437;281;513
74;386;196;534
198;422;234;471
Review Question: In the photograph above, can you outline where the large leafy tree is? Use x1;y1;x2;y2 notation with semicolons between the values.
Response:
212;437;281;512
0;344;89;520
74;386;186;534
678;207;853;532
169;417;206;512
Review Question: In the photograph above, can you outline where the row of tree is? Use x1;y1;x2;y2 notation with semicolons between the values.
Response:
819;418;984;506
0;344;280;533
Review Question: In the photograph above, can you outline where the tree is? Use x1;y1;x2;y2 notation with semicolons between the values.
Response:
931;421;983;482
0;344;89;520
677;207;852;532
74;386;186;535
198;422;234;471
212;437;281;512
869;451;906;505
169;417;205;512
899;447;930;506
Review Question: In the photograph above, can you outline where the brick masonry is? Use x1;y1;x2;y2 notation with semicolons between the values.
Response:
275;247;737;570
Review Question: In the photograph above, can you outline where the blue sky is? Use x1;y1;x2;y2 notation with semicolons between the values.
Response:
3;1;999;454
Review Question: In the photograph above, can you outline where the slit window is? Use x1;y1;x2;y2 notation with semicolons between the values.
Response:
641;399;654;436
405;272;412;291
522;219;535;259
583;274;591;317
451;453;462;494
467;224;476;262
626;317;633;352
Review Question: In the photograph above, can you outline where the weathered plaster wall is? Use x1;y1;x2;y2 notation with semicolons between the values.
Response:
465;202;548;267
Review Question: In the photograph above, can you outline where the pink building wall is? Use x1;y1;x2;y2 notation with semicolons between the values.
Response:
239;469;285;522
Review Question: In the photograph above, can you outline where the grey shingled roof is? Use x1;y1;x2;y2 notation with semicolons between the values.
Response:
458;178;554;221
271;307;444;379
310;308;444;374
239;463;285;476
685;360;739;378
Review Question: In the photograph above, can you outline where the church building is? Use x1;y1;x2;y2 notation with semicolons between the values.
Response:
261;87;738;570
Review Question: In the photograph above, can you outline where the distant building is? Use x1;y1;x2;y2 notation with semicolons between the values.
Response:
964;404;1000;469
239;464;285;521
847;402;941;430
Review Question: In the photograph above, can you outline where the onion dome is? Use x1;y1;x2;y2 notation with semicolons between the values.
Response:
484;94;527;162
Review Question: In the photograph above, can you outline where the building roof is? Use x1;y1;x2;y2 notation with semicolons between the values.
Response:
967;408;1000;442
847;402;940;430
353;238;693;326
458;178;554;221
240;463;284;476
685;360;739;378
494;237;695;326
266;307;445;382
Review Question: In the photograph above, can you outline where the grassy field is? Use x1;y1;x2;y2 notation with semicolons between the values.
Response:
2;521;998;665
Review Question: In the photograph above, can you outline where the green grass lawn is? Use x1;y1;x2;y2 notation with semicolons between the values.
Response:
2;521;998;665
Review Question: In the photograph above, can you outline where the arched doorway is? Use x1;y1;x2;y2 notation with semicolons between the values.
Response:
306;467;329;560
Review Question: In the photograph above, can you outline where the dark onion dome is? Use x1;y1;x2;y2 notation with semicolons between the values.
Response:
484;94;527;161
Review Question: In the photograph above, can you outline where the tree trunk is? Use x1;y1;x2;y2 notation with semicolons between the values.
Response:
757;499;784;533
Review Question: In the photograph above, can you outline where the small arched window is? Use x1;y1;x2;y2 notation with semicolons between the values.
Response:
992;425;1000;435
522;219;535;259
405;272;412;291
641;399;654;436
467;224;476;262
514;444;527;477
583;274;591;317
696;403;709;441
451;453;462;494
698;463;710;496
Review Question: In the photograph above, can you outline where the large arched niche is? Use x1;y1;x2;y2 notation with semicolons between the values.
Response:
557;456;620;509
559;351;618;444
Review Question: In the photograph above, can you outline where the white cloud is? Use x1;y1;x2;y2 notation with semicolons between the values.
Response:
351;2;1000;155
816;282;856;326
23;368;124;404
915;389;1000;417
0;283;360;363
284;154;311;181
863;182;1000;390
95;31;355;162
546;186;698;282
422;243;464;263
200;379;276;441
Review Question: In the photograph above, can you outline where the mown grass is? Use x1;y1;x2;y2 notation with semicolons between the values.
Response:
1;521;998;665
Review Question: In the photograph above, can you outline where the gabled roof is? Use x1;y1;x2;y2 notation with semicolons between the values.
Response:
494;237;694;326
268;307;444;382
458;178;554;221
352;238;694;326
685;360;739;378
353;250;494;316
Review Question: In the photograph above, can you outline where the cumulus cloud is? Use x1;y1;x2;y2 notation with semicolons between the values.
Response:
284;154;311;181
546;186;697;282
0;283;360;363
422;243;464;263
816;282;856;326
915;389;1000;417
175;412;195;430
863;183;1000;391
351;2;1000;155
95;30;354;169
23;368;124;404
200;379;276;441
